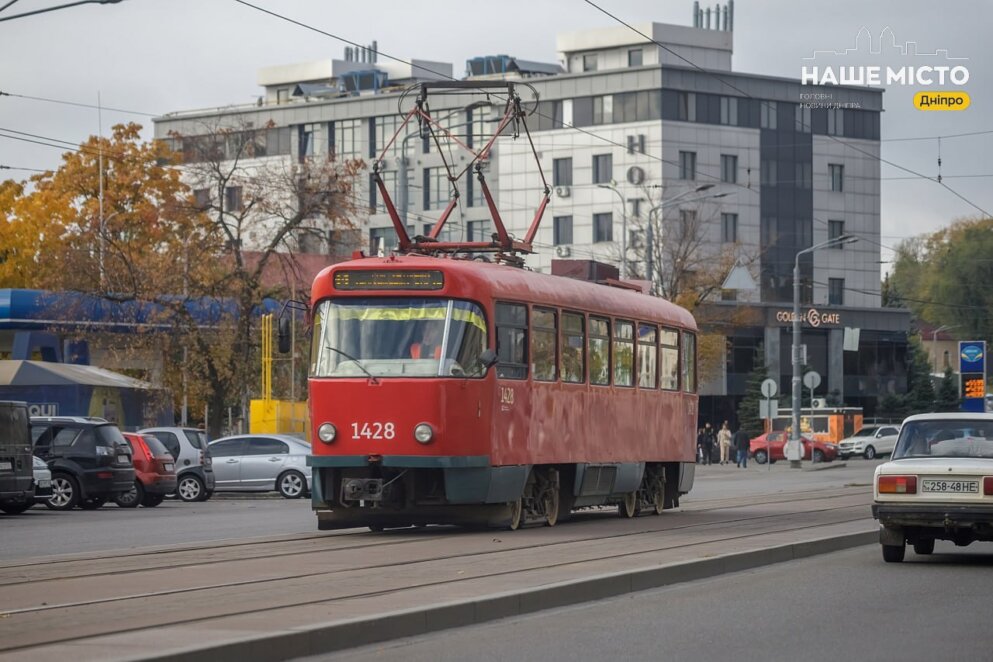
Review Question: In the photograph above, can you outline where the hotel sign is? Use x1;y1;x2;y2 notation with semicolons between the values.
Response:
775;308;842;328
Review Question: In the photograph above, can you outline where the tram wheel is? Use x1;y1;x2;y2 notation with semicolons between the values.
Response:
650;479;665;515
543;487;559;527
508;498;523;530
619;491;639;518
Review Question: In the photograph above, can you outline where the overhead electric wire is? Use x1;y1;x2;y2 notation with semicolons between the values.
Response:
0;90;156;117
0;164;48;172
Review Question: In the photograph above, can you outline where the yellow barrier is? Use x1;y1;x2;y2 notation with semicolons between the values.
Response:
249;399;310;441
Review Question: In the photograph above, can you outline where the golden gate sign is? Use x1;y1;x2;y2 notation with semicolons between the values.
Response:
775;307;842;328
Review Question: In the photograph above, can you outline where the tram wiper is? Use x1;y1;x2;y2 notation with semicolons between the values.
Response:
325;345;379;383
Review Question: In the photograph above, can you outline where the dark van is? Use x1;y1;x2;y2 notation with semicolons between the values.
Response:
31;416;135;510
0;401;35;514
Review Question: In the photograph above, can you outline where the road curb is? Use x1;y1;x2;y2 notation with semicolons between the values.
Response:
137;529;876;662
803;461;849;472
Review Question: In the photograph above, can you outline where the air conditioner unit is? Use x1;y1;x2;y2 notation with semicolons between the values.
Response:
811;398;828;409
555;186;571;198
555;245;572;257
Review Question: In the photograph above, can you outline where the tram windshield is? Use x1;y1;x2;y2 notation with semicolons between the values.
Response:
310;298;488;378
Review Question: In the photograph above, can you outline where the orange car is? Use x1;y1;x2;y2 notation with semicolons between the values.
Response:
750;431;838;464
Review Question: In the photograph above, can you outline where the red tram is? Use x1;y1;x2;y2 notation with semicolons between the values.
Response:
302;255;698;530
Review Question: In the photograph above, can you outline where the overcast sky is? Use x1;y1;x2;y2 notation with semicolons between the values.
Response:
2;0;991;264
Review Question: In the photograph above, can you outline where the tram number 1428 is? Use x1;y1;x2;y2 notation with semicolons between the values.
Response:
351;422;396;440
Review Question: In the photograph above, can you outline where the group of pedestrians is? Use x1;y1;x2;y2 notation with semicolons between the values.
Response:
697;421;751;468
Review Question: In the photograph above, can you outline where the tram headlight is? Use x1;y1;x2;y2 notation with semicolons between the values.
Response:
317;423;337;443
413;423;434;444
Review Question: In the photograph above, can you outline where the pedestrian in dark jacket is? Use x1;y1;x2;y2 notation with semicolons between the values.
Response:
702;423;715;465
696;428;706;464
733;427;751;468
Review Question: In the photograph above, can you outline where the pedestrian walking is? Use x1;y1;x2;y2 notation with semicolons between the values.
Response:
733;425;750;468
702;423;715;465
717;421;732;465
696;428;706;464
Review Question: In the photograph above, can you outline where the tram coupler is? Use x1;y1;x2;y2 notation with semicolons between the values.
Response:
342;478;384;502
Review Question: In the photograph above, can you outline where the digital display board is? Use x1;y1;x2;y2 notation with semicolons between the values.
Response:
963;375;986;399
333;270;445;291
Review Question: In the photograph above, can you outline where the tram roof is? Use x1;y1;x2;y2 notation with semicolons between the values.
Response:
316;255;697;331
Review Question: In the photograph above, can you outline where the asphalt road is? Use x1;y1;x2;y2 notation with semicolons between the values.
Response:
326;541;993;662
0;459;883;561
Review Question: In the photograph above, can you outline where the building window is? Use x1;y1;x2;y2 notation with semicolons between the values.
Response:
761;159;777;186
582;54;598;72
332;118;363;159
495;302;528;380
760;101;778;129
424;166;448;210
721;213;738;243
795;105;811;133
224;186;243;212
628;48;643;67
593;212;613;243
679;151;697;180
299;123;318;159
828;278;845;305
592;95;613;125
276;89;289;105
720;97;738;126
193;188;211;210
829;220;845;246
676;91;696;122
553;157;573;187
373;115;403;157
637;324;658;388
532;308;557;381
592;153;613;184
369;226;395;254
827;108;844;136
795;162;812;189
829;163;844;192
467;220;490;242
721;154;738;183
560;312;586;384
465;171;484;208
553;216;573;245
660;328;680;390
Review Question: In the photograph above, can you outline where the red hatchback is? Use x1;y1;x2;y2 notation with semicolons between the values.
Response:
749;431;838;465
115;433;178;508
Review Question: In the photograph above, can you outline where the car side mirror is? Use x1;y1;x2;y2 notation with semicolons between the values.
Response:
277;317;291;354
478;349;498;370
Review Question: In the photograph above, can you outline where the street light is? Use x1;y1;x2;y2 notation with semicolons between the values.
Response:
645;185;729;290
931;324;960;375
789;234;858;468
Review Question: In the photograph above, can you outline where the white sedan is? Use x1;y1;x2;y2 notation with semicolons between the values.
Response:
838;425;900;460
207;434;312;498
872;413;993;562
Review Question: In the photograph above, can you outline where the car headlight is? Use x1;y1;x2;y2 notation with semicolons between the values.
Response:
317;423;337;443
413;423;434;444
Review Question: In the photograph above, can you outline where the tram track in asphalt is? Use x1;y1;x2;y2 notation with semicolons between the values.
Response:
0;485;871;588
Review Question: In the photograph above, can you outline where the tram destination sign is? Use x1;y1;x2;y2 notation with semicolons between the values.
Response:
334;270;445;291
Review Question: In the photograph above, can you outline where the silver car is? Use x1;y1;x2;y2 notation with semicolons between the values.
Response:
207;434;311;498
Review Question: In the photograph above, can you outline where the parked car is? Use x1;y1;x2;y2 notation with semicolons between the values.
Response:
749;431;837;464
208;434;311;498
30;416;134;510
872;413;993;563
114;432;178;508
838;425;900;460
139;427;215;502
32;455;52;505
0;401;35;514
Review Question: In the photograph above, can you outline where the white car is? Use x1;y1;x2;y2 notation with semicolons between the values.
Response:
838;425;900;460
872;413;993;563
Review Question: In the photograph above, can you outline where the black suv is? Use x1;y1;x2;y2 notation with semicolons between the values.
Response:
0;401;35;515
31;417;135;510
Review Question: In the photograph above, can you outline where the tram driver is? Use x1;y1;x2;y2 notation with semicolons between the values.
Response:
410;322;444;360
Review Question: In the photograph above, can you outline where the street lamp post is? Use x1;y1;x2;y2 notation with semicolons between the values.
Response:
789;234;858;468
598;180;628;279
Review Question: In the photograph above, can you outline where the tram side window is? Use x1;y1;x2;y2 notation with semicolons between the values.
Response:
495;302;528;379
682;331;697;393
638;324;658;388
660;328;679;390
561;312;586;383
613;320;634;387
589;317;611;385
532;308;557;381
